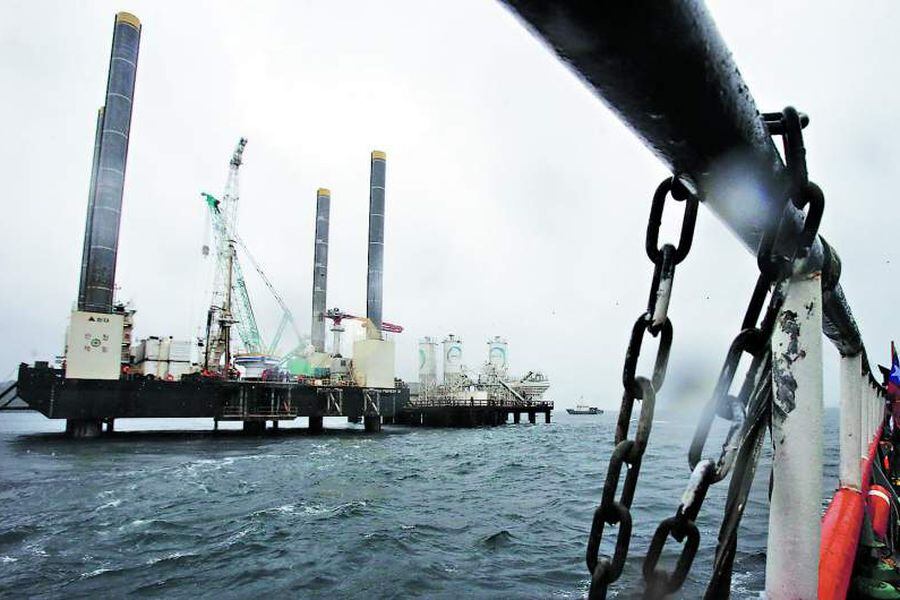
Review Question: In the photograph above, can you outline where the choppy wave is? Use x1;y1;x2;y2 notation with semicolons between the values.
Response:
0;410;841;598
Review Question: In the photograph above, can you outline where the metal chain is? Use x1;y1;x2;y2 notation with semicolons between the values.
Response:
641;106;825;598
704;355;772;598
642;278;779;598
586;176;698;600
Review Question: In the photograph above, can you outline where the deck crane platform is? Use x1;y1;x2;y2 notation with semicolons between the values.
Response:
202;137;265;370
201;138;305;374
324;307;402;356
202;192;263;357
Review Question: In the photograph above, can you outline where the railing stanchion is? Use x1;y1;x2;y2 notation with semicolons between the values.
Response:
866;391;872;441
839;353;863;488
871;388;877;442
868;393;874;441
766;272;824;599
860;373;869;466
874;389;881;435
865;393;870;444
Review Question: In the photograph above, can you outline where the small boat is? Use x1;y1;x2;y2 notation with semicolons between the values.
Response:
567;404;602;415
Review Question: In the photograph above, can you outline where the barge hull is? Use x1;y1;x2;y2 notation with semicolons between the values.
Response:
17;364;407;421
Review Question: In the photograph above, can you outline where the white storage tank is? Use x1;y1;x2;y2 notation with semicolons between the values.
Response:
487;336;508;374
442;334;463;383
418;336;438;389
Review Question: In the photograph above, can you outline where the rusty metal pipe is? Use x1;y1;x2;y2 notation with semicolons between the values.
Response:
501;0;862;355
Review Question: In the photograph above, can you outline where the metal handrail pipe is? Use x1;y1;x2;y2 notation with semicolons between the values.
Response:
500;0;862;355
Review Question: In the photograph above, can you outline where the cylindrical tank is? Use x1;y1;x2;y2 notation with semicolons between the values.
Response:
82;12;142;313
311;188;330;352
366;151;386;334
418;336;437;388
442;334;463;382
487;336;508;374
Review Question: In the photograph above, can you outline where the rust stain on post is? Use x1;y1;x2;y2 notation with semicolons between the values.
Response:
772;307;811;425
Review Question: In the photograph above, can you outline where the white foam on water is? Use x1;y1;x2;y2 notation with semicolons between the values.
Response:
94;499;121;511
145;551;190;566
79;567;111;580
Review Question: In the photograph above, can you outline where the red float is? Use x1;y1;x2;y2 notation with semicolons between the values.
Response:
819;425;884;600
868;485;891;540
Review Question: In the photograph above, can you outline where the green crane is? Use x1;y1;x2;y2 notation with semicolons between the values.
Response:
200;138;306;373
201;138;263;369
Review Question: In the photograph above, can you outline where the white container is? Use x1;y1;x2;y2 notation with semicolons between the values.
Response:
352;339;395;388
136;360;162;378
65;311;124;380
167;362;191;381
169;340;192;362
135;338;161;362
158;337;172;361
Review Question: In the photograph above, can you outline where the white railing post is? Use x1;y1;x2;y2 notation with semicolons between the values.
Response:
870;386;877;441
867;387;872;440
869;390;875;441
860;374;869;463
839;353;862;488
766;271;824;599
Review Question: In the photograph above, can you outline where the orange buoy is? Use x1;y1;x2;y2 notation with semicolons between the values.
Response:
819;487;865;600
867;485;891;540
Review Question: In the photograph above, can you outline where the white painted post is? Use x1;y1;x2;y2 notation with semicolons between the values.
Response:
869;391;875;439
870;388;877;438
866;388;872;439
864;391;870;443
766;272;823;600
839;353;862;488
861;374;869;462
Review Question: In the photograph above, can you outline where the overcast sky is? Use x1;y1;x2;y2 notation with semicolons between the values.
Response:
1;1;898;409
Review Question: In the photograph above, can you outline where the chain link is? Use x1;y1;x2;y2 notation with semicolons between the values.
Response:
586;176;698;600
704;356;772;598
641;106;825;598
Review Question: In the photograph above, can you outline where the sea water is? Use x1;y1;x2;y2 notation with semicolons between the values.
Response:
0;409;839;598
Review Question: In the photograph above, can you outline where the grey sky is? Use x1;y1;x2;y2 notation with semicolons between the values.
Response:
1;1;897;409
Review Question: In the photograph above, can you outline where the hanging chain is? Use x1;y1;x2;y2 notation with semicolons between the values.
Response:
586;176;698;600
641;106;825;599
